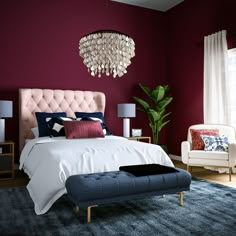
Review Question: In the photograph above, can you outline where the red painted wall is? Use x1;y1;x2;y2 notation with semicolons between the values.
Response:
0;0;168;160
4;0;236;160
166;0;236;155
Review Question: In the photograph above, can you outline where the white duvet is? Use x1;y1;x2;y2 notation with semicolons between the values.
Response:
20;135;174;215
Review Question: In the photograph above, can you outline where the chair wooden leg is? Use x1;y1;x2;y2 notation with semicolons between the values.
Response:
187;165;190;172
229;167;232;182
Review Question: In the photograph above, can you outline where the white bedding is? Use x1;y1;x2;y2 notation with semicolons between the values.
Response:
20;135;174;215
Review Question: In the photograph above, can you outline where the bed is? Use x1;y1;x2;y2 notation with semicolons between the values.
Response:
19;88;174;215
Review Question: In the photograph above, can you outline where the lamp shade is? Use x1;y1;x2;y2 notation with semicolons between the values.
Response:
0;100;13;118
117;103;136;118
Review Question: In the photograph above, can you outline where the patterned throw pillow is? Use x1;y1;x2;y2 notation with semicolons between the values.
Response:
75;112;112;135
35;112;67;137
200;135;229;152
190;129;219;150
46;117;75;137
64;120;105;139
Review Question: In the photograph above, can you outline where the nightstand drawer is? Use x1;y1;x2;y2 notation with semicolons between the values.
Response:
0;141;15;179
0;156;13;171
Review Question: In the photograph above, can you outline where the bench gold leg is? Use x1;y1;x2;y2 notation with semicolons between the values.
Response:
75;206;79;214
75;206;79;212
179;192;183;206
87;205;98;223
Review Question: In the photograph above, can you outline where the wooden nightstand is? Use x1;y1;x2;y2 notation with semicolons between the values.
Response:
0;141;15;179
128;136;151;143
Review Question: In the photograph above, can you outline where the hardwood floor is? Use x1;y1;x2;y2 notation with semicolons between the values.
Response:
173;160;236;188
0;169;29;188
0;161;235;188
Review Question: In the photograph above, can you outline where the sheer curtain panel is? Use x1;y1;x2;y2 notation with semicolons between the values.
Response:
204;30;231;124
227;48;236;127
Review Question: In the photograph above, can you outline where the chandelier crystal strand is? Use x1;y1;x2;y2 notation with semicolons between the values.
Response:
79;30;135;78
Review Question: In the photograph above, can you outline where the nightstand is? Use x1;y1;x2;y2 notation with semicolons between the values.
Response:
0;141;15;179
128;136;151;143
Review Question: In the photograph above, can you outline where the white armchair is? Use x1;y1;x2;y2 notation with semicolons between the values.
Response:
181;124;236;181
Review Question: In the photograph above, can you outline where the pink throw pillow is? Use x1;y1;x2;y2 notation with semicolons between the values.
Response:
190;129;219;150
64;120;105;139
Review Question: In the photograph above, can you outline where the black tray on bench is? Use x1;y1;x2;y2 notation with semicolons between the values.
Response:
119;164;179;177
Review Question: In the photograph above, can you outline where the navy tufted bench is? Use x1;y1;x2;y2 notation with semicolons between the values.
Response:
66;168;191;223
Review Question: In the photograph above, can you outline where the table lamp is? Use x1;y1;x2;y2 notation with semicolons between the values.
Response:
0;100;13;142
117;103;136;138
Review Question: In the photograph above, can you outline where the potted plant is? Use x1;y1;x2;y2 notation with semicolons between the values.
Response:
133;83;173;145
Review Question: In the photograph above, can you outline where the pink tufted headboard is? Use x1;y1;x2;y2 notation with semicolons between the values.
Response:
19;88;106;151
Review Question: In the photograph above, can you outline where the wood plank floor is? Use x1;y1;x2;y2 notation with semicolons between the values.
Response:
0;161;235;188
0;169;29;188
173;160;236;188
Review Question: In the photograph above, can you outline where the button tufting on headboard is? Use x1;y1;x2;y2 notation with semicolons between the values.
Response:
19;88;106;152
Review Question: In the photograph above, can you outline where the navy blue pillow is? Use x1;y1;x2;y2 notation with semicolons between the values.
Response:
74;112;112;135
35;112;67;137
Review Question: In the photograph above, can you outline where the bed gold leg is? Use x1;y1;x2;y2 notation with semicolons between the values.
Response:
87;205;98;223
179;192;183;206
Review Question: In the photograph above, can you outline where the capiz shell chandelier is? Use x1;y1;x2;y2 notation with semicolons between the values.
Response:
79;30;135;78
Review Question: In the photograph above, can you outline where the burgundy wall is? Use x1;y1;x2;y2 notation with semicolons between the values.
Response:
0;0;168;160
4;0;236;160
166;0;236;155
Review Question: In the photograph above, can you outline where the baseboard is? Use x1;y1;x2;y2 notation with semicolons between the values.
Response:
169;154;181;161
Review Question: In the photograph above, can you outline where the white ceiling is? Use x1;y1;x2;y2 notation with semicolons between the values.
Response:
111;0;184;12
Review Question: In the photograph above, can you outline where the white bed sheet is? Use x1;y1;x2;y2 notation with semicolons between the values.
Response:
20;135;174;215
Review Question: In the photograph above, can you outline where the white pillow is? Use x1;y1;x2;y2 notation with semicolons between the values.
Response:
31;127;39;138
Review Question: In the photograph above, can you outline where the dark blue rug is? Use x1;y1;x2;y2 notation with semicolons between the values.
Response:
0;178;236;236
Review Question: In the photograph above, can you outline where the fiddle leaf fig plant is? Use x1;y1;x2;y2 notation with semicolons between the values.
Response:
133;83;173;145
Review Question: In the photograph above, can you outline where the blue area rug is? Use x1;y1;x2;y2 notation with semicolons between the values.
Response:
0;178;236;236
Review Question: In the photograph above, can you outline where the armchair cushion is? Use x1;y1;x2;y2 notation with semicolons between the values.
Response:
190;129;219;150
189;151;229;160
201;135;229;152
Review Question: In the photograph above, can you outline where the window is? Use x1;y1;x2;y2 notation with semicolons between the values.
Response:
227;48;236;126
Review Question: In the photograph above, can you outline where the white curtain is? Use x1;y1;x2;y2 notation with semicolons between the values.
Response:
227;48;236;127
204;30;235;173
204;30;231;124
